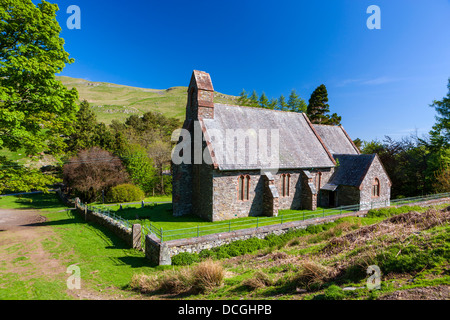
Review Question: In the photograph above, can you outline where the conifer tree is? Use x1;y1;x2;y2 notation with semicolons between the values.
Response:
259;92;269;108
278;94;289;111
249;90;259;107
268;98;278;110
307;84;341;125
237;89;250;106
287;89;307;113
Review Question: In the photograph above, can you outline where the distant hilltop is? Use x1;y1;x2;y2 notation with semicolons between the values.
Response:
56;76;238;124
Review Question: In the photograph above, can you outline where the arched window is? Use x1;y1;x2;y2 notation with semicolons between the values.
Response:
372;178;380;197
238;175;250;201
281;173;290;197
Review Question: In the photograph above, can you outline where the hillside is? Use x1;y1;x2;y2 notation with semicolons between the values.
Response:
57;76;239;124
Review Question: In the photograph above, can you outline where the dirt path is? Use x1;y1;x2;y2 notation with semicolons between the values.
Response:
0;208;109;299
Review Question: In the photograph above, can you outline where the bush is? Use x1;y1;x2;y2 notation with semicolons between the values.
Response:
106;183;145;203
191;259;224;293
322;285;346;300
171;252;200;266
366;205;423;218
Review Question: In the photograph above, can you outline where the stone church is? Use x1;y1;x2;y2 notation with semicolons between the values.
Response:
172;70;391;222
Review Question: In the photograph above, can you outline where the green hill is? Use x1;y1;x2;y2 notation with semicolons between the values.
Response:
57;76;239;124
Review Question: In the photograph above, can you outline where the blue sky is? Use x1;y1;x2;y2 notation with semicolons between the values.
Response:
51;0;450;142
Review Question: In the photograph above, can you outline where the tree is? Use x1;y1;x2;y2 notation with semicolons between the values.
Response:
429;78;450;150
307;84;341;125
147;140;172;195
121;144;157;195
249;90;259;108
63;147;129;203
0;156;59;194
259;92;269;109
278;94;289;111
287;89;307;113
268;98;278;110
237;89;250;106
0;0;78;156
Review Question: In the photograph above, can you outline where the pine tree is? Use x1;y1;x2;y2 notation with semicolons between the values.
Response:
307;84;341;125
278;94;288;111
287;89;307;113
268;98;278;110
237;89;250;106
259;92;269;108
249;90;259;107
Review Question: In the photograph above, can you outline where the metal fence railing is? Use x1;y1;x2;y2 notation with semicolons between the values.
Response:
138;192;450;243
77;201;133;230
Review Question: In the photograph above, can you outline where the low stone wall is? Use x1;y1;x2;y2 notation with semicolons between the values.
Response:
145;210;364;266
145;196;450;265
56;189;141;250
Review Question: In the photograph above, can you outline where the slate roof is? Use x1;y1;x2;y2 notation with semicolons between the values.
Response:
313;124;360;155
327;154;376;187
201;103;336;171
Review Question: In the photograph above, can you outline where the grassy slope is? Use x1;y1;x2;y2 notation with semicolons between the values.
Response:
1;193;448;300
57;76;239;124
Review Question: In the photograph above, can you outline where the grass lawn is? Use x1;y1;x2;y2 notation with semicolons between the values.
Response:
90;201;354;241
0;192;158;299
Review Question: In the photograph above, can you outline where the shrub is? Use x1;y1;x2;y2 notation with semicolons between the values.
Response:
366;205;423;218
322;285;345;300
63;147;130;203
293;260;330;291
242;271;273;290
172;252;200;266
191;260;224;293
106;183;145;203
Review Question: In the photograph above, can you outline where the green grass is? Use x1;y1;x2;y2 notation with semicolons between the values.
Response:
0;193;158;299
57;76;239;124
90;203;354;241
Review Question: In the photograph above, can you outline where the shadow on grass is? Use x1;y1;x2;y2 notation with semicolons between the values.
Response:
114;203;206;224
0;193;68;211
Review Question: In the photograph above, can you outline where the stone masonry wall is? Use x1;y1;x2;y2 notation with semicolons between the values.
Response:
360;156;391;210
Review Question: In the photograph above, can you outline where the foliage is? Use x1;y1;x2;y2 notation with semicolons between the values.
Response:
287;89;307;113
322;285;346;300
0;0;78;156
429;78;450;150
62;147;129;203
307;84;341;125
121;144;157;195
361;135;433;198
106;183;145;203
0;156;60;194
171;222;341;266
366;205;424;218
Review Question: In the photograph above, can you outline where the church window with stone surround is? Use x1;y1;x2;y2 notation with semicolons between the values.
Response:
281;174;290;197
372;178;380;197
238;175;250;201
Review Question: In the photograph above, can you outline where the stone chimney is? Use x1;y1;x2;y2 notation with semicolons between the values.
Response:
186;70;214;120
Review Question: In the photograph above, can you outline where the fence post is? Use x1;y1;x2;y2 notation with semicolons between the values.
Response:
256;217;259;228
229;220;231;232
281;214;283;224
160;228;163;242
197;225;199;238
132;224;142;250
323;208;325;218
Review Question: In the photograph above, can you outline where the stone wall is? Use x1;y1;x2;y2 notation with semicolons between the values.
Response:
56;189;141;250
145;196;450;265
145;210;365;266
